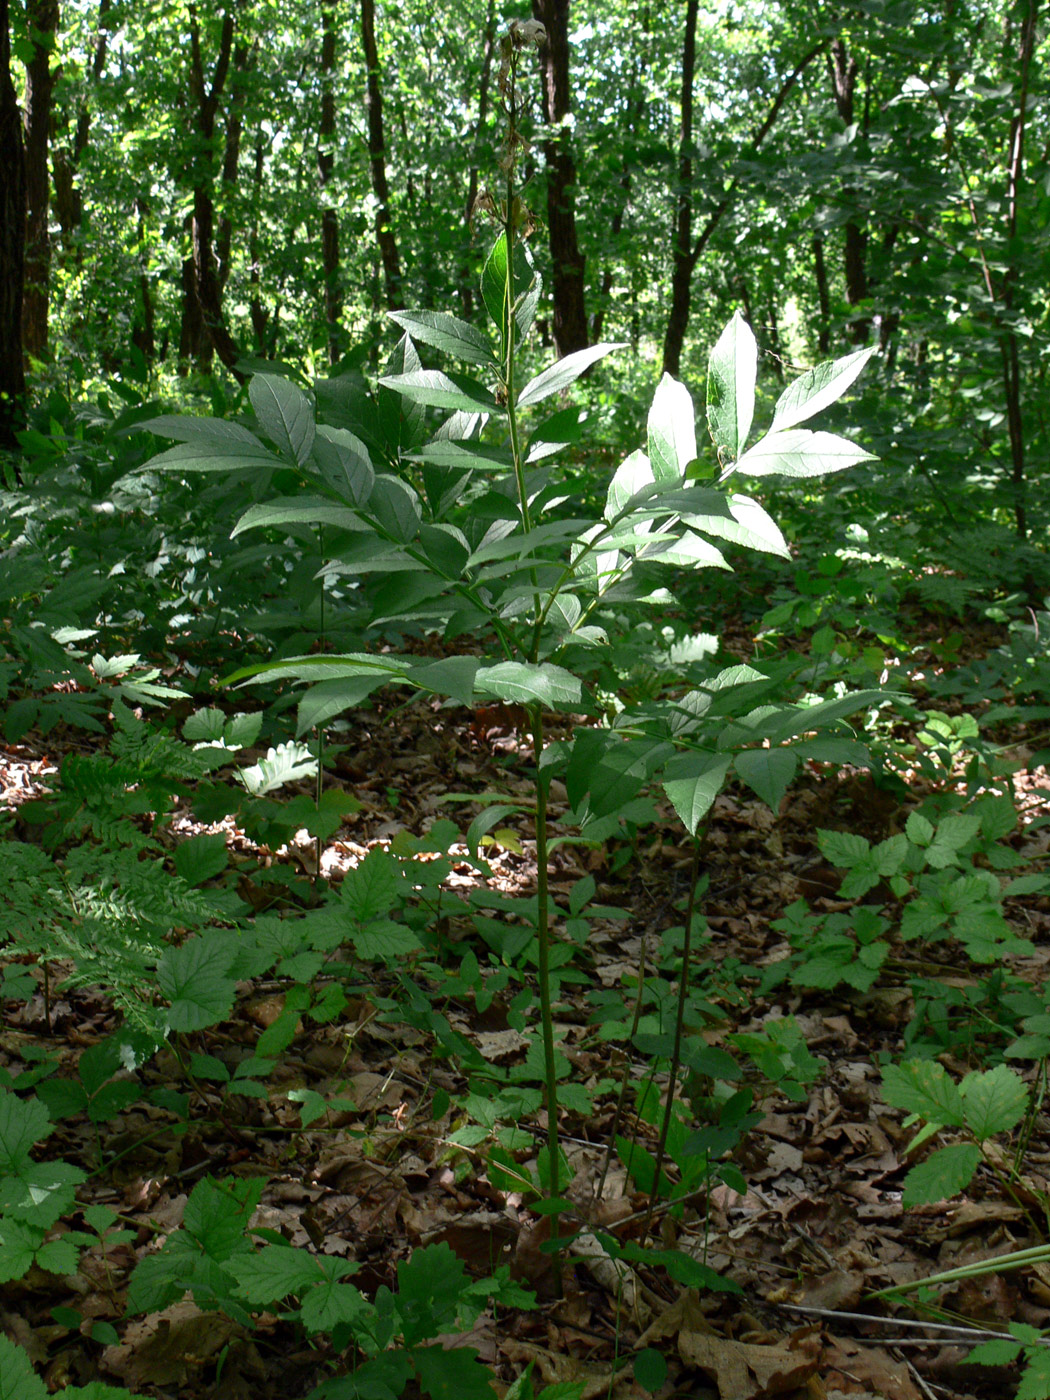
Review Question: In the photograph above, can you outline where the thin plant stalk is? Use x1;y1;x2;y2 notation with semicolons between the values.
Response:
498;23;563;1265
641;833;705;1244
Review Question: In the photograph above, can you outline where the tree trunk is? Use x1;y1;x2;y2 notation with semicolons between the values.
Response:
131;199;156;364
827;37;870;344
592;6;648;344
248;138;273;353
215;34;254;297
660;0;698;379
182;3;245;379
661;18;822;377
22;0;59;361
1000;0;1038;539
360;0;402;310
460;0;495;322
52;0;109;253
531;0;588;357
812;233;831;353
0;0;26;455
319;0;341;364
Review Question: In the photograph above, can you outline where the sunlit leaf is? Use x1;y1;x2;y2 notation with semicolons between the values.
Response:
647;374;696;481
771;346;876;432
517;343;624;410
706;311;756;461
901;1143;981;1206
735;429;875;478
389;310;497;367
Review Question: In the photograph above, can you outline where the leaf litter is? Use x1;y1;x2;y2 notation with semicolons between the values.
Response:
2;682;1050;1400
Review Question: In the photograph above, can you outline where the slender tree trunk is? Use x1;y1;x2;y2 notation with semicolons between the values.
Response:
531;0;588;356
131;199;155;364
248;138;272;352
23;0;59;360
179;235;208;368
52;0;109;254
182;3;245;379
827;37;870;344
592;6;648;344
0;0;26;455
460;0;495;322
318;0;341;364
1000;0;1037;539
812;232;831;353
661;0;699;379
662;26;823;377
360;0;402;310
215;35;254;296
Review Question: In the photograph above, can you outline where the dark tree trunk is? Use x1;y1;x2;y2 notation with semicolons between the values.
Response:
592;6;648;344
319;0;341;363
23;0;59;361
660;0;698;379
131;199;155;363
0;0;26;455
179;236;209;368
812;233;831;353
531;0;588;357
181;3;245;379
661;14;822;378
1000;0;1038;539
360;0;402;310
248;139;273;353
52;0;109;253
460;0;495;322
827;37;870;344
192;185;244;376
215;34;254;297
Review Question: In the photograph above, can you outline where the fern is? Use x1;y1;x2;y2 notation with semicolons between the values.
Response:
907;572;976;617
0;840;227;1032
109;697;222;782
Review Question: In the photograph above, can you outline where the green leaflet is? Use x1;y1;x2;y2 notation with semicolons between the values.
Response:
139;439;284;474
389;310;498;368
250;374;315;466
231;495;365;537
770;345;876;433
157;935;237;1033
734;429;876;478
517;342;625;410
475;661;583;710
378;368;498;416
706;310;756;462
648;373;696;481
661;752;733;834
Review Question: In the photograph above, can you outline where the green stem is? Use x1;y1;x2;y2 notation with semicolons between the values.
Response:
595;929;652;1203
531;702;561;1279
640;833;704;1244
316;522;326;877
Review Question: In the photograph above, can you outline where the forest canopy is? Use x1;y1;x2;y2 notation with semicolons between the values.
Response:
1;0;1045;541
3;3;1050;1399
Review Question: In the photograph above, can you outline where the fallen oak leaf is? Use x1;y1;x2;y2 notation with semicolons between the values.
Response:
678;1325;822;1400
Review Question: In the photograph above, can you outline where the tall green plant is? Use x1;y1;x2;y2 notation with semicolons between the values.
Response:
133;18;879;1269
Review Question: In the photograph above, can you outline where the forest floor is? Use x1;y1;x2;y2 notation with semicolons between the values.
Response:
3;615;1050;1400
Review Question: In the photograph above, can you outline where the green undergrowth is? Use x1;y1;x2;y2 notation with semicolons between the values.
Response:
3;22;1050;1398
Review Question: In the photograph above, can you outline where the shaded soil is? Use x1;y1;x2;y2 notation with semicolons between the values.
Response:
3;675;1050;1400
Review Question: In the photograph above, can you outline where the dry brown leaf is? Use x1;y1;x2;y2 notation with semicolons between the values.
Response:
821;1336;924;1400
636;1287;720;1347
679;1326;822;1399
500;1339;645;1398
102;1301;262;1390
